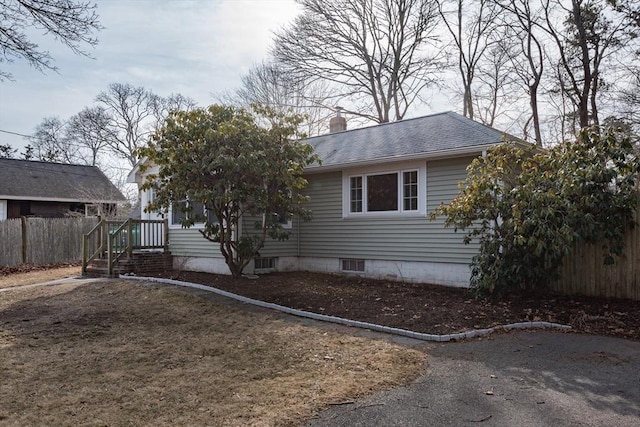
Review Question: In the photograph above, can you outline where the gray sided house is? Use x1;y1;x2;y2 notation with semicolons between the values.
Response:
0;158;126;220
130;111;523;287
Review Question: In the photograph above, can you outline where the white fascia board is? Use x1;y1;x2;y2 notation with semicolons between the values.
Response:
304;144;499;174
126;156;148;184
126;166;140;184
0;195;123;204
127;160;158;185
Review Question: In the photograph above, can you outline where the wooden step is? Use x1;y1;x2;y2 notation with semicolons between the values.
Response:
84;252;171;278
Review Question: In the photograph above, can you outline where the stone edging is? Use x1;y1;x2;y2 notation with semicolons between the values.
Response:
122;275;572;342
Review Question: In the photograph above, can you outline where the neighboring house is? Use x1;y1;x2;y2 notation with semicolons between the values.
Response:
0;158;127;220
129;111;528;287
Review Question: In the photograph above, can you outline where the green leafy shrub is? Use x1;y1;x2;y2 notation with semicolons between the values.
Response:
432;126;639;296
139;104;319;278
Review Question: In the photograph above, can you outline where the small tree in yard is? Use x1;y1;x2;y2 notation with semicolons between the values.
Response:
432;126;640;296
138;104;319;278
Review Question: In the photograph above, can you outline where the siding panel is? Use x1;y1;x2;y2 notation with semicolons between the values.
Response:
168;228;223;257
169;219;300;258
299;157;478;264
242;214;298;257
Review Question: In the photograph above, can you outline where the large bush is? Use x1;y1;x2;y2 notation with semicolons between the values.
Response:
432;126;640;296
139;104;319;278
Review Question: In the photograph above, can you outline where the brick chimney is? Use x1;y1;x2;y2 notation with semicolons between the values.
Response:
329;106;347;133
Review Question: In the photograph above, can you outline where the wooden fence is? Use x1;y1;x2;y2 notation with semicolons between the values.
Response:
555;208;640;300
0;217;99;267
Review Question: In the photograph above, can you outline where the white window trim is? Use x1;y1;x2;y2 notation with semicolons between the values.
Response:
342;162;427;218
267;212;293;229
169;200;214;229
0;200;7;221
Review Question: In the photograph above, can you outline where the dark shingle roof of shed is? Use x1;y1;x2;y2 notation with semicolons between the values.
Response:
0;158;126;202
306;111;516;168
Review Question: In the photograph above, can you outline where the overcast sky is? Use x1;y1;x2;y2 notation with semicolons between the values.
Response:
0;0;310;150
0;0;457;156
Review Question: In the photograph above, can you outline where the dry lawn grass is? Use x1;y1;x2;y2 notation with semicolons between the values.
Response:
0;265;81;289
0;279;426;426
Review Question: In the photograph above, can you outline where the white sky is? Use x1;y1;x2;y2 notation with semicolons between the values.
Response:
0;0;309;150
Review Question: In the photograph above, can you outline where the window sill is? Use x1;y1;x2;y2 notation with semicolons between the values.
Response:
168;223;207;230
342;212;426;220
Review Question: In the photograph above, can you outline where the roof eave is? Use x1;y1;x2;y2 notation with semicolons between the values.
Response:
0;195;126;203
304;143;510;174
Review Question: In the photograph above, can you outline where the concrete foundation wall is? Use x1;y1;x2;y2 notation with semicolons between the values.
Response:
298;256;471;288
176;254;471;288
173;256;231;276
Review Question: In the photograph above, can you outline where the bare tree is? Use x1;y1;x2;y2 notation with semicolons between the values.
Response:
437;0;500;120
541;0;636;129
607;0;640;29
95;83;161;167
273;0;443;123
65;106;111;166
234;61;335;136
472;43;519;128
495;0;547;145
29;116;76;163
150;93;197;130
0;0;102;81
95;84;198;166
616;66;640;138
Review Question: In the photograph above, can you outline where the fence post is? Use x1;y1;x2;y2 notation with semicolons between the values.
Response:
127;219;133;259
107;231;113;277
102;221;108;258
20;216;27;264
163;218;169;252
82;234;88;276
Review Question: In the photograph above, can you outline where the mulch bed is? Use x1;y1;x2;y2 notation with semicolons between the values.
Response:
152;270;640;341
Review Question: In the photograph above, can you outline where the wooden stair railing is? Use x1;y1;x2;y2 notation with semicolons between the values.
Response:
81;219;106;276
82;219;168;277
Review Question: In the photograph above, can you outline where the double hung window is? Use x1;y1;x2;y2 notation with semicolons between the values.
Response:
273;208;292;229
344;164;425;217
171;199;216;227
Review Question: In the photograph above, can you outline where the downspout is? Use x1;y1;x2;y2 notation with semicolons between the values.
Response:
296;213;300;258
236;213;241;259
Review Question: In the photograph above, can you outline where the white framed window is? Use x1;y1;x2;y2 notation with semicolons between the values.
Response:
342;162;426;217
0;199;7;221
276;212;293;229
269;205;293;229
264;209;292;229
350;176;363;213
170;199;216;228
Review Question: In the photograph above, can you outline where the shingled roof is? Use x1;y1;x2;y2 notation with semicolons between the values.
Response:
0;158;126;203
305;111;522;170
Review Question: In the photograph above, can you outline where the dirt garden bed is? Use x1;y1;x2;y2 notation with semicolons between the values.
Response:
155;270;640;341
2;264;638;341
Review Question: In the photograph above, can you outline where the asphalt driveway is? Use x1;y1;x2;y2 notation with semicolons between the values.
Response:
306;331;640;427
